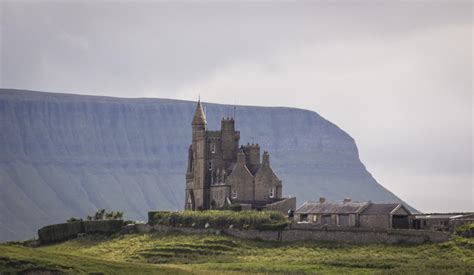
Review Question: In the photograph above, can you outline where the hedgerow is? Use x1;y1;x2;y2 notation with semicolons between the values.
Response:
148;210;288;230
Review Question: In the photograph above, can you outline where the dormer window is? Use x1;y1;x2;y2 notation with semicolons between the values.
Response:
231;189;238;199
269;188;275;198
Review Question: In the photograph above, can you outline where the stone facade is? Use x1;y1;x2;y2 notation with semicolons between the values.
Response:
295;200;412;230
185;101;292;211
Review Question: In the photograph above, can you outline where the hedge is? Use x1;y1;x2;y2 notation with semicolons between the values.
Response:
148;210;288;231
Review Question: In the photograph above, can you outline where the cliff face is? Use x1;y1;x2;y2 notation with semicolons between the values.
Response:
0;89;409;241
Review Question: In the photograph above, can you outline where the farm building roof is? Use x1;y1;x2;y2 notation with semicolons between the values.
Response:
360;203;403;215
413;213;474;220
295;201;369;214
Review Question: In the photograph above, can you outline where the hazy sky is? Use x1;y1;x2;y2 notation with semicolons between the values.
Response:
1;0;472;212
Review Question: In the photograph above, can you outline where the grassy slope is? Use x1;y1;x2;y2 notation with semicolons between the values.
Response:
0;232;473;274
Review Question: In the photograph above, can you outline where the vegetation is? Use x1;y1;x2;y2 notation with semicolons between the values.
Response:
455;222;474;237
67;209;124;223
149;210;288;230
1;232;473;274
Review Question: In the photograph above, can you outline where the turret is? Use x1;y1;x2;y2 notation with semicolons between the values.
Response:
192;100;207;132
187;100;209;210
221;117;235;161
244;143;260;166
244;143;260;174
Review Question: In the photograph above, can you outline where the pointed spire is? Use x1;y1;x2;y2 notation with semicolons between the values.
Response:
192;99;207;126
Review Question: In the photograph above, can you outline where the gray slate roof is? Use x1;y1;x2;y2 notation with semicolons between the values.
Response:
360;203;401;215
295;201;369;214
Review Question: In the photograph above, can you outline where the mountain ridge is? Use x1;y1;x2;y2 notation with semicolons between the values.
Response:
0;88;412;241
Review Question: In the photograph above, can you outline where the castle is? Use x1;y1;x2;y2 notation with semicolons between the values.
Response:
185;100;295;211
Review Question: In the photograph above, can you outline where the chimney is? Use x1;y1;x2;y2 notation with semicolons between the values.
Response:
319;197;326;203
343;198;351;203
237;150;246;164
262;151;270;166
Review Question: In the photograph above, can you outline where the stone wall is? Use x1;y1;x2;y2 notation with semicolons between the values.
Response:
83;220;124;234
38;221;83;244
38;220;124;244
125;223;450;244
359;214;390;229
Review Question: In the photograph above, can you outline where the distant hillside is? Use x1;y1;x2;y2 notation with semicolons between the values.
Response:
0;89;412;241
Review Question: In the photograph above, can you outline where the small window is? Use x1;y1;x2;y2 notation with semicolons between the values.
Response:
312;215;317;222
208;161;212;171
211;144;216;153
231;189;237;199
269;188;275;198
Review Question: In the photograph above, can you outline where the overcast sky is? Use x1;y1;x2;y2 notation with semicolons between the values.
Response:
1;0;472;212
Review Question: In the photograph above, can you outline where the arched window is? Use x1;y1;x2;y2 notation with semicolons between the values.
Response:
231;189;238;199
269;188;275;198
211;143;216;153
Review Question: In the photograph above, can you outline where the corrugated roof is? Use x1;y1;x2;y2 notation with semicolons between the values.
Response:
414;214;459;219
360;203;401;215
295;201;369;214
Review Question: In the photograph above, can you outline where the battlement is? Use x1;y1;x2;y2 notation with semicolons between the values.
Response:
244;142;260;149
221;117;235;132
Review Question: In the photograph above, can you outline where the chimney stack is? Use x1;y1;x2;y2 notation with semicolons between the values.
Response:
343;198;351;203
319;197;326;203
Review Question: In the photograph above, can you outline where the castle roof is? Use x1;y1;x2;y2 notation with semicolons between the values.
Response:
192;100;207;125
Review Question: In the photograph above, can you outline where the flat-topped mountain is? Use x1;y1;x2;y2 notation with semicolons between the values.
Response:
0;89;412;241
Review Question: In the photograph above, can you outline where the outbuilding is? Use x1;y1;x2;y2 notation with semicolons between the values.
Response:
359;203;411;229
294;198;369;227
412;213;474;231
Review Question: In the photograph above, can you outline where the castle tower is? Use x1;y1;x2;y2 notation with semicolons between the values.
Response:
221;117;236;162
185;100;208;210
244;143;261;175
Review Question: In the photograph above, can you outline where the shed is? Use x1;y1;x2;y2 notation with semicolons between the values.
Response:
295;200;369;227
412;213;473;231
359;203;411;229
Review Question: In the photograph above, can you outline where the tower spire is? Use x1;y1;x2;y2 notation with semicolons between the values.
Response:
192;99;207;126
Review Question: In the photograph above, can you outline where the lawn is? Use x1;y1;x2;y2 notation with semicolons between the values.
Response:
0;232;473;274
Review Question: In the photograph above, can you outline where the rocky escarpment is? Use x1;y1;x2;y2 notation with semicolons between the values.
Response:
0;89;410;241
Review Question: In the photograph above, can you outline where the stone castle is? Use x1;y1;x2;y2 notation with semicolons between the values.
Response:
185;100;294;211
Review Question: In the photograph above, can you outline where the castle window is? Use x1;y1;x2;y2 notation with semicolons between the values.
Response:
269;188;275;198
211;143;216;153
231;189;237;199
208;161;213;171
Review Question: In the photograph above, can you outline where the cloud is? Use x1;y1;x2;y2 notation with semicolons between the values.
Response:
1;0;472;211
175;23;472;211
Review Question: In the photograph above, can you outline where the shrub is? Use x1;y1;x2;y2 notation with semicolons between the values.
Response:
67;217;82;223
69;209;124;223
454;222;474;238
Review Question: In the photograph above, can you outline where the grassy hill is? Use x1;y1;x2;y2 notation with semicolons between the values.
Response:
1;232;473;274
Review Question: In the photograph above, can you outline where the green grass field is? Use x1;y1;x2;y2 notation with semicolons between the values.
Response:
1;232;473;274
